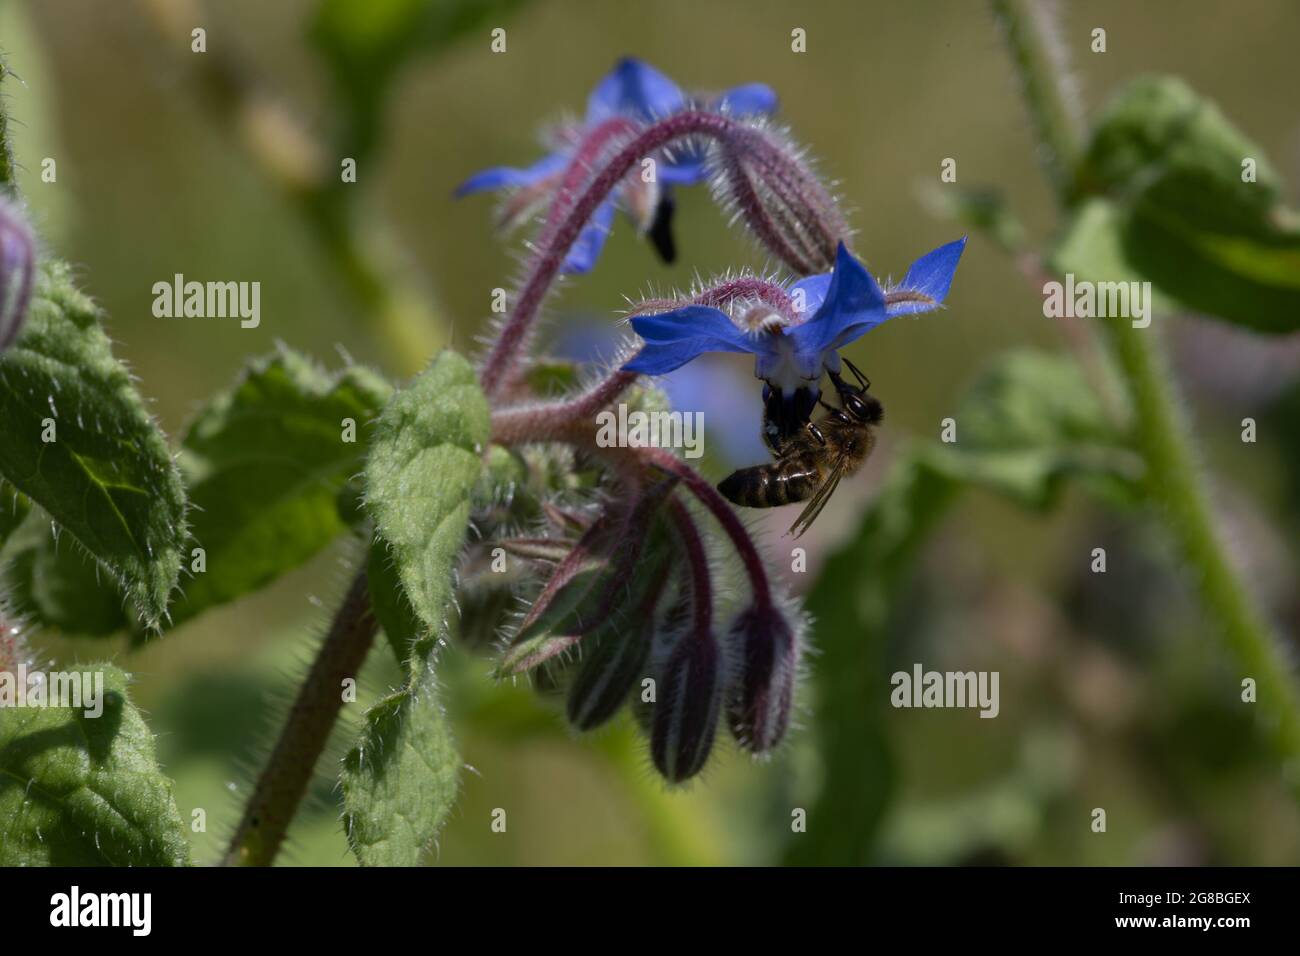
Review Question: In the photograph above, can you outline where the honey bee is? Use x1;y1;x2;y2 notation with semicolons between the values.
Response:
719;359;882;538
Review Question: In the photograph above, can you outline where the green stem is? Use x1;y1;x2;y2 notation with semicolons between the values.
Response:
224;568;378;866
992;0;1300;797
139;7;441;375
1107;320;1300;793
989;0;1083;205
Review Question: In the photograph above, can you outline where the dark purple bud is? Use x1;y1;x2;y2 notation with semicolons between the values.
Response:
0;199;35;352
566;621;651;731
566;529;672;731
725;602;802;754
709;123;849;275
650;632;723;783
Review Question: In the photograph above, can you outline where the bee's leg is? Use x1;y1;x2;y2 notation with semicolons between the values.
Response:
818;399;852;424
841;357;871;391
805;421;828;446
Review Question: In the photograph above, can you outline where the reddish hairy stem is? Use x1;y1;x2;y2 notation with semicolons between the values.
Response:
490;405;775;616
667;496;713;637
539;116;640;245
640;447;774;612
480;110;801;398
627;276;799;324
491;368;638;446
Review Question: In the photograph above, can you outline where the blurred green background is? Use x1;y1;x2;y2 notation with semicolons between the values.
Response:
4;0;1299;864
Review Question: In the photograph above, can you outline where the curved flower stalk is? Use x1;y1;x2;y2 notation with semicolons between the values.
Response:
456;57;778;274
472;104;853;398
463;59;938;782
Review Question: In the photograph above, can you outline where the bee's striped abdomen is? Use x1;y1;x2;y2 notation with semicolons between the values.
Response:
718;456;822;508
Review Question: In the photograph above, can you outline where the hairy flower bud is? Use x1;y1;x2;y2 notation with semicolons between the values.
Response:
0;199;35;352
708;122;849;275
725;602;802;754
566;618;652;731
650;632;723;782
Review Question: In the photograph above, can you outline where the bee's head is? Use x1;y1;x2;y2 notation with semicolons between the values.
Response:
836;380;883;424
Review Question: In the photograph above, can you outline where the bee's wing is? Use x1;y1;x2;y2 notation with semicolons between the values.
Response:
787;453;849;539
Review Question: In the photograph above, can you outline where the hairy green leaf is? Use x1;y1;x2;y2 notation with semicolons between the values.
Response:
340;658;459;866
2;509;127;636
367;535;424;668
0;664;190;865
167;348;391;629
1058;75;1300;333
344;350;487;865
922;183;1025;253
0;480;30;549
0;262;187;629
363;350;488;635
929;349;1143;508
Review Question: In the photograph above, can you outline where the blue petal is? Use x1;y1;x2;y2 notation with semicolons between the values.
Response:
622;305;759;375
658;160;707;185
586;57;685;123
714;83;778;117
560;199;616;275
788;242;888;357
887;236;968;316
788;272;832;318
454;152;568;197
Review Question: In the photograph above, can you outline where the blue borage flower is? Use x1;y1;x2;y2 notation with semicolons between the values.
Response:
455;57;777;274
622;238;968;395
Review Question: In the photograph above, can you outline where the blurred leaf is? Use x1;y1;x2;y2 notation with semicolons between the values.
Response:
787;451;954;865
363;350;488;635
525;358;582;397
0;262;187;630
922;183;1025;253
344;351;485;865
931;348;1143;508
790;350;1138;864
0;664;190;865
1;509;127;636
166;348;392;630
311;0;532;159
1057;75;1300;333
